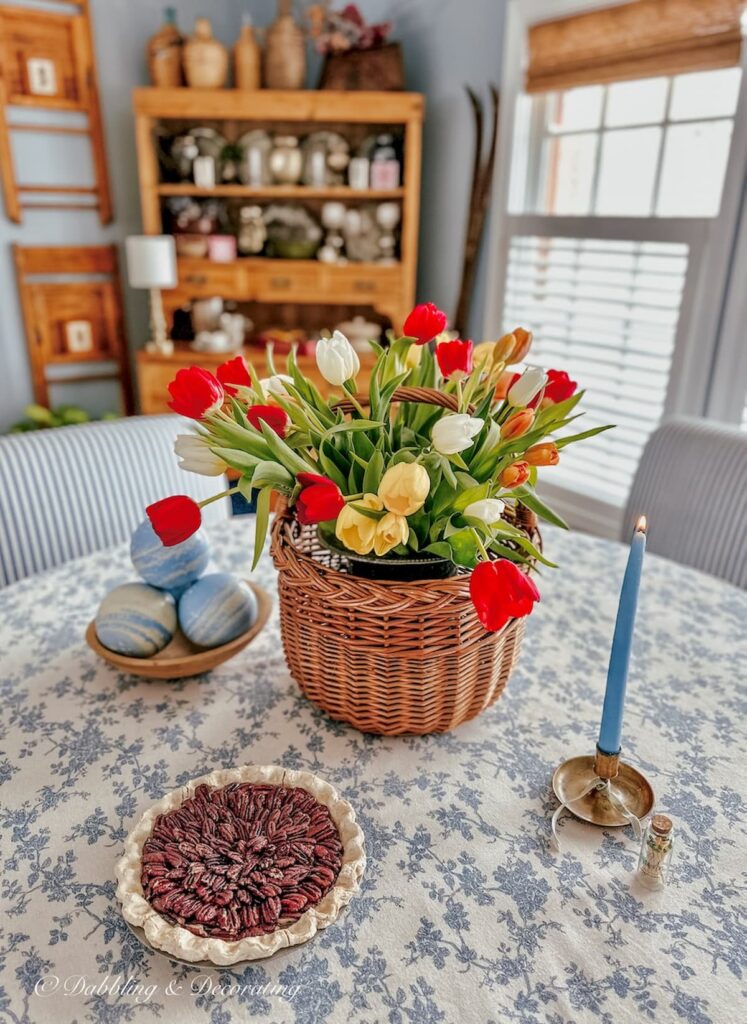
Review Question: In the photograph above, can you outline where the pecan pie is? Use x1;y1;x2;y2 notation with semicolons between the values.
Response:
116;766;365;964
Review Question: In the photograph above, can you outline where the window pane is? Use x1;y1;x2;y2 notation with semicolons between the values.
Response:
656;120;733;217
595;127;661;215
503;236;688;506
544;133;597;214
605;77;668;127
670;68;742;121
549;85;603;132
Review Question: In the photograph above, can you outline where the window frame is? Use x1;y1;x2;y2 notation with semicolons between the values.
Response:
484;0;747;536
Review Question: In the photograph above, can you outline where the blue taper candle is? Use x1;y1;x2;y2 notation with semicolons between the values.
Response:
598;516;647;755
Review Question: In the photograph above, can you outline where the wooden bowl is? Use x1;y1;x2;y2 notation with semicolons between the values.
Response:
85;581;271;680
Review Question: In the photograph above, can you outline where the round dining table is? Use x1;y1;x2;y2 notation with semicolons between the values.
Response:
0;517;744;1024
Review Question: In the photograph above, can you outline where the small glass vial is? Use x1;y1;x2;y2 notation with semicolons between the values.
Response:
637;813;674;890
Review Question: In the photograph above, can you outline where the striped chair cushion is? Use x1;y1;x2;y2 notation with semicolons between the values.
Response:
0;415;230;587
623;417;747;589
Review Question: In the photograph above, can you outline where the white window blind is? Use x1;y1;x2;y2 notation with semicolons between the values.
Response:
486;28;747;535
503;235;687;504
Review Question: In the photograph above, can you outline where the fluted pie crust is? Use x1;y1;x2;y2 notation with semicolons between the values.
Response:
115;765;366;964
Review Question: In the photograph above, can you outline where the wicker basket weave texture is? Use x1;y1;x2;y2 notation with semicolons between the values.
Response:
270;384;538;736
270;513;529;735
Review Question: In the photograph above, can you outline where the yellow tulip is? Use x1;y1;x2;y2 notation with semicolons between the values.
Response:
373;512;409;556
378;462;430;517
472;341;496;372
404;343;422;370
335;494;383;555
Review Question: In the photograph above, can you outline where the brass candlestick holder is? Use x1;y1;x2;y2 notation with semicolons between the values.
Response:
551;746;655;848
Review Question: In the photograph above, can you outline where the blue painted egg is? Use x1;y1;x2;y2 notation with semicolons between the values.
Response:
130;519;209;590
178;573;258;648
95;583;177;657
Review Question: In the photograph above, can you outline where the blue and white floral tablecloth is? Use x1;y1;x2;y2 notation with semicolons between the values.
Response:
1;519;745;1024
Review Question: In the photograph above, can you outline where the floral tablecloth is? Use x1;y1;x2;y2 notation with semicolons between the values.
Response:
1;518;745;1024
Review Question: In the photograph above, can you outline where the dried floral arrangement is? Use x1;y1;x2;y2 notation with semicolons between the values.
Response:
308;3;392;54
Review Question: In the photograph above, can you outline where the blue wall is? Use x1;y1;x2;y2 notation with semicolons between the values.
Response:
0;0;506;431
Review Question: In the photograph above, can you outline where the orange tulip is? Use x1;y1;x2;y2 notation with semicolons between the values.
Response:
495;369;518;401
525;442;560;467
499;461;530;489
508;327;533;364
500;408;535;440
493;332;517;364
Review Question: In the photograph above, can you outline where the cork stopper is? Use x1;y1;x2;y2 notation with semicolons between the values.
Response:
651;813;672;836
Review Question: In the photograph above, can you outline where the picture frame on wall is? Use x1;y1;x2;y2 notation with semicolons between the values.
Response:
64;320;94;354
26;57;57;96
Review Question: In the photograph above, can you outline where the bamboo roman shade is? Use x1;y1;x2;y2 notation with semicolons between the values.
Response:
526;0;745;93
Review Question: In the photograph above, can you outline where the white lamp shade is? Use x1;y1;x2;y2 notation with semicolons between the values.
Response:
126;235;178;290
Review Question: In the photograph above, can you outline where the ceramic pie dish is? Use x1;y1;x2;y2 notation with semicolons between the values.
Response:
115;765;366;965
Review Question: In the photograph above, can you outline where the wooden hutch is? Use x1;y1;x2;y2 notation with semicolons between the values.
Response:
132;88;423;412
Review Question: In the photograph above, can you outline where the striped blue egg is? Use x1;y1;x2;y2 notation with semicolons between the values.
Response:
178;573;258;648
95;583;177;658
130;519;209;590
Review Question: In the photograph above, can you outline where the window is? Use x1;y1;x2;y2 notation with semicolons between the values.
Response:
503;236;687;505
486;1;747;537
511;70;741;219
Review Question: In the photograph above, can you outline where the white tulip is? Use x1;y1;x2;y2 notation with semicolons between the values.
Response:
507;366;547;407
174;434;227;476
431;414;484;455
315;330;360;387
260;373;294;398
464;498;505;524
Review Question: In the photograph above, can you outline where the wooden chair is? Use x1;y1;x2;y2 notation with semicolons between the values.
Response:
14;244;134;414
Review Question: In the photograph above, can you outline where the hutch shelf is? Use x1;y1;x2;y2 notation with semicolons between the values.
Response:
132;88;423;330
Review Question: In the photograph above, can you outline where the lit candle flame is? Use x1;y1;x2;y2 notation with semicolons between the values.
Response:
636;515;647;534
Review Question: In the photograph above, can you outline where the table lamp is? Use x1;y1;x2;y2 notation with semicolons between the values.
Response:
125;235;178;355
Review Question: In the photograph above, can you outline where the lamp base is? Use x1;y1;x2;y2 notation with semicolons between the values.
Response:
552;754;654;829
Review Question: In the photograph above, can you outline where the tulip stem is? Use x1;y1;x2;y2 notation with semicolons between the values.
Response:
471;528;490;562
456;379;464;412
198;485;239;509
343;381;367;419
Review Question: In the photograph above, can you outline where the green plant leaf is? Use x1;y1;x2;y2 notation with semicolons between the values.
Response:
349;502;386;522
424;541;453;560
212;447;262;473
554;423;616;448
252;486;273;570
513;487;569;529
251;460;293;491
447;528;480;568
258;421;315;476
362;449;385;493
452;481;492;512
324;419;384;438
317;444;348;491
407;527;419;551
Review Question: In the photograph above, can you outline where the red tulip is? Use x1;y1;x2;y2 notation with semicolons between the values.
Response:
146;495;202;547
436;339;473;379
470;559;540;632
295;472;346;525
216;355;252;395
167;367;224;420
247;404;289;438
543;369;577;404
403;302;448;345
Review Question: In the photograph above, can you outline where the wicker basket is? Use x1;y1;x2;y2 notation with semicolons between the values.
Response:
269;386;540;736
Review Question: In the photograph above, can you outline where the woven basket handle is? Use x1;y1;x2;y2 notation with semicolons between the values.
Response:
333;385;473;416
